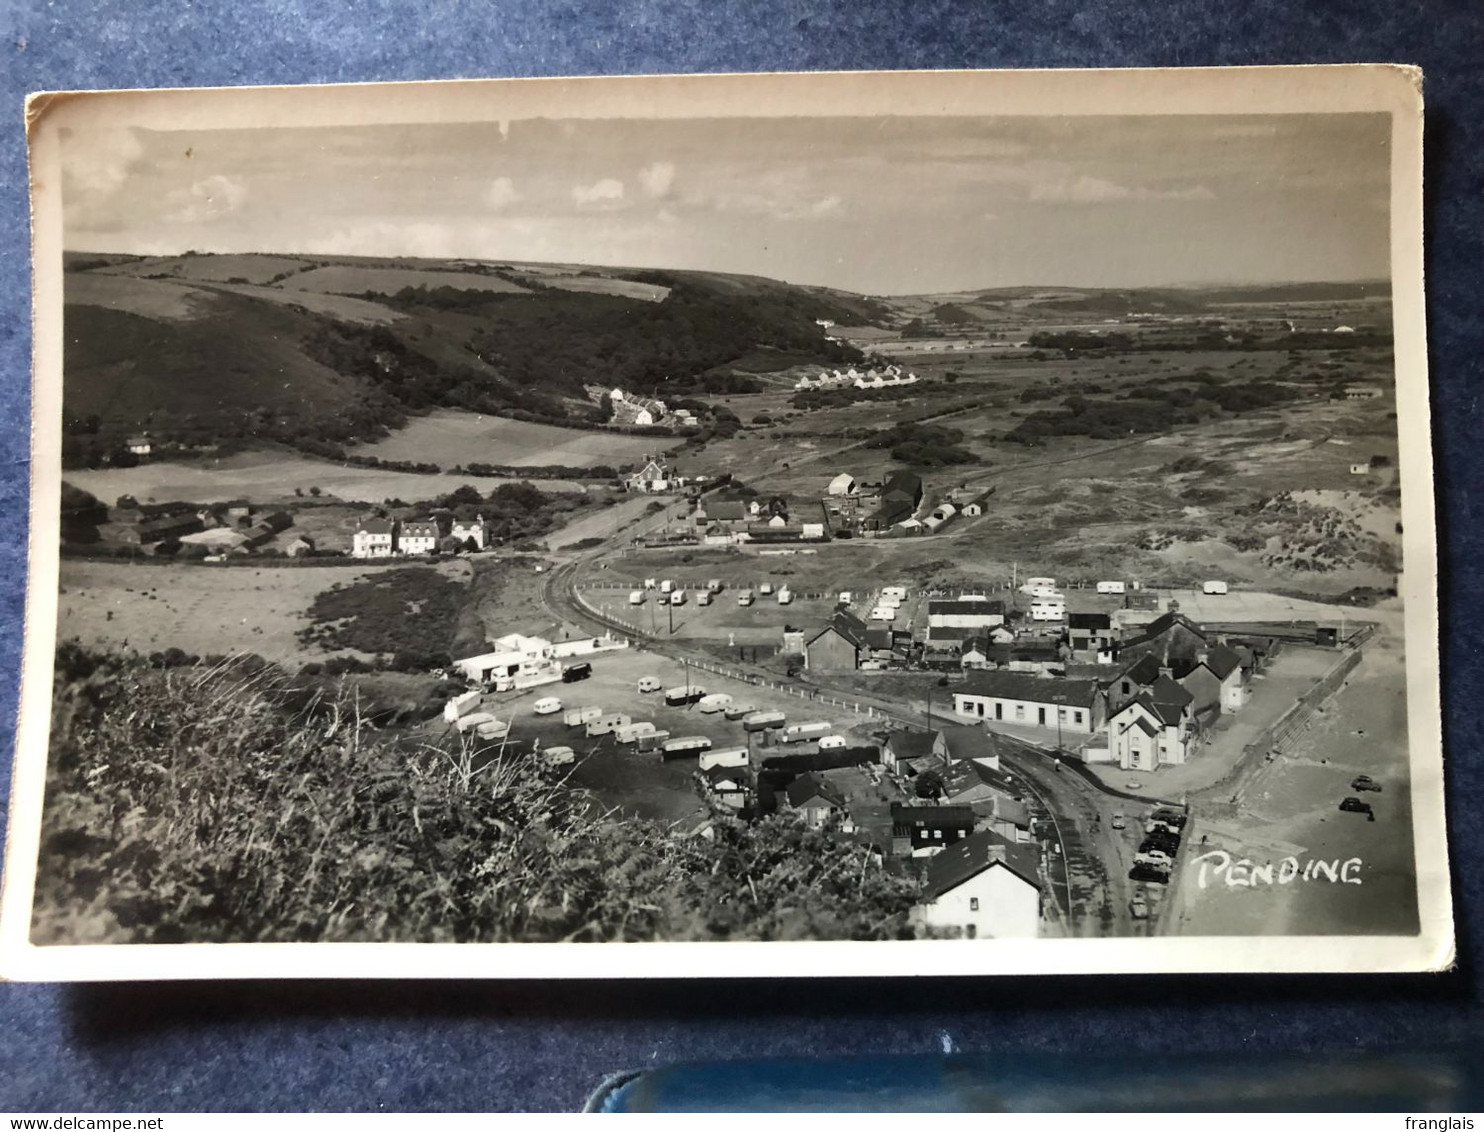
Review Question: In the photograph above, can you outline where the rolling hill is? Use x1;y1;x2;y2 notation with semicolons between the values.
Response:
61;252;879;466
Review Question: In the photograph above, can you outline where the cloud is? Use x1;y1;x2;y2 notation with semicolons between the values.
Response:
63;128;144;201
1029;174;1215;204
484;176;519;210
164;174;248;224
638;161;675;199
572;177;626;209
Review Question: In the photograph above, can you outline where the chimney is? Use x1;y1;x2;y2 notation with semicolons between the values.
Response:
1159;665;1173;680
987;844;1007;865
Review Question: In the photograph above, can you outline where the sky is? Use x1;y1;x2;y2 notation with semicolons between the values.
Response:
60;112;1391;295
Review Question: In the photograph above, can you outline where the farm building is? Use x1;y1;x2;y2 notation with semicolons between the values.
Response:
133;512;205;543
804;609;871;671
284;536;316;557
827;473;858;496
1345;385;1383;400
952;672;1105;735
912;830;1042;939
881;470;924;511
352;517;398;558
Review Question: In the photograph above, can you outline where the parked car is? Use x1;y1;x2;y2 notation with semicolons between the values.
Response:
1141;834;1180;856
1129;863;1170;885
532;697;562;715
1351;775;1383;792
637;676;663;693
1150;808;1188;830
561;662;593;683
1129;896;1150;920
1110;813;1127;831
1339;797;1375;819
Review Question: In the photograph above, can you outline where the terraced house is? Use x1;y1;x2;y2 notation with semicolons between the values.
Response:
952;671;1105;735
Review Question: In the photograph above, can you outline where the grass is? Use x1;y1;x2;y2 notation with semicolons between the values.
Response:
32;646;920;944
348;409;679;469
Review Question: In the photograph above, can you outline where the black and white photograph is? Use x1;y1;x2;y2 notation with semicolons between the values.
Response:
0;67;1451;978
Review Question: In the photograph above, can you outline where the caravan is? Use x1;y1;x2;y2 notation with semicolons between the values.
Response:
1029;595;1066;622
1096;580;1126;595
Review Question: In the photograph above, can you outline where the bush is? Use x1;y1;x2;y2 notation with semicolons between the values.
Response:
32;651;921;945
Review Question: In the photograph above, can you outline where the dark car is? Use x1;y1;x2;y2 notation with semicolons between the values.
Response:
1350;775;1383;793
1129;863;1171;885
1150;809;1189;830
1141;833;1180;856
1339;796;1375;819
561;662;593;683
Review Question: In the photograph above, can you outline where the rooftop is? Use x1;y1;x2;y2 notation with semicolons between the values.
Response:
923;829;1041;900
957;671;1101;708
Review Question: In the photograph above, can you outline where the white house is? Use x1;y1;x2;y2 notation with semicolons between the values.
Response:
913;830;1042;940
625;457;671;493
1107;695;1191;770
952;672;1104;735
351;517;398;559
400;519;440;556
126;434;153;457
450;515;488;550
827;473;858;497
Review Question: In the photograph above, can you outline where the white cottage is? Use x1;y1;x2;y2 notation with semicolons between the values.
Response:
913;830;1041;939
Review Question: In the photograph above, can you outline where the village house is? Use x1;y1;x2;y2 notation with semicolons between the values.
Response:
284;536;316;557
784;772;847;830
881;469;924;513
352;517;398;558
1178;643;1248;715
941;724;1007;770
1114;610;1213;674
125;433;153;457
928;597;1006;631
1067;612;1116;656
450;515;488;550
890;803;976;858
1344;385;1383;400
1107;694;1193;770
913;830;1042;940
400;520;441;556
804;608;871;672
624;457;672;493
952;671;1105;735
703;764;753;810
695;499;749;527
882;727;947;775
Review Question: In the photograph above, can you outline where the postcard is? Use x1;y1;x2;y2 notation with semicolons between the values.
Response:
0;65;1452;978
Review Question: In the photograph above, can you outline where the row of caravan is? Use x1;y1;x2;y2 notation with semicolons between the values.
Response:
1022;576;1229;597
631;585;792;607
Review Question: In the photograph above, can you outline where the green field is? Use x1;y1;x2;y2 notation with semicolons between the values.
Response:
63;450;590;505
348;409;679;469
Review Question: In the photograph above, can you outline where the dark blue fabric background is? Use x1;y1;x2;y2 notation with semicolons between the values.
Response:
0;0;1479;1113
